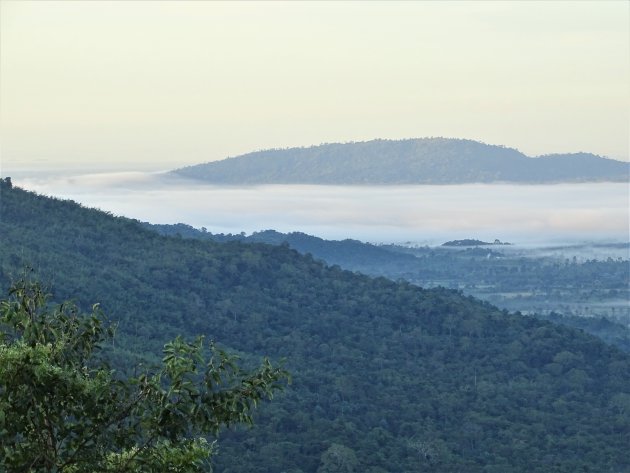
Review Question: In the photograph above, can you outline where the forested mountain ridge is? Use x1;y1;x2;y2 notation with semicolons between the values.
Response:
2;180;630;472
147;223;630;351
145;225;411;270
171;138;629;184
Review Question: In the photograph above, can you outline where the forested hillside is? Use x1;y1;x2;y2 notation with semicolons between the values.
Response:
2;180;630;472
148;223;630;350
171;138;629;184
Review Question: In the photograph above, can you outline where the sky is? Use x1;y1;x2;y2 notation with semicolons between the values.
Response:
1;1;629;175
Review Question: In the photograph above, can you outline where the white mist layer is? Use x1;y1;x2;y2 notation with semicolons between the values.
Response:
16;173;630;246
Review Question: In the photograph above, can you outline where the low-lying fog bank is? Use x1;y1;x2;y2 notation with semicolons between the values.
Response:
14;171;629;250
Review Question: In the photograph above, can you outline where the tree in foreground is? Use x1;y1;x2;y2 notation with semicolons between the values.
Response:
0;279;289;472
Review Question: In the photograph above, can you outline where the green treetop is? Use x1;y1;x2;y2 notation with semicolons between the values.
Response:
0;278;289;472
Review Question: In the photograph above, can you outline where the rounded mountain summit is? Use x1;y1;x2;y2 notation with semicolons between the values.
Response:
171;138;629;185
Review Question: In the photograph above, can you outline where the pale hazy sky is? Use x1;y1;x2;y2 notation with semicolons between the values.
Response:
1;1;629;174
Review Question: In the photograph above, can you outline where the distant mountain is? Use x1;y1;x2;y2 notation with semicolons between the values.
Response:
171;138;629;184
442;239;511;247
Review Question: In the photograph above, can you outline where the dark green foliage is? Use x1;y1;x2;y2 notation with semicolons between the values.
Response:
538;312;630;353
147;223;630;349
171;138;629;184
0;278;287;472
2;182;630;472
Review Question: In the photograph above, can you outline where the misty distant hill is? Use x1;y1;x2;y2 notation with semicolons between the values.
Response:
171;138;629;184
442;239;511;247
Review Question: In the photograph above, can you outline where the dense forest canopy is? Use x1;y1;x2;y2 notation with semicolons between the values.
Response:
147;223;630;351
1;180;630;472
172;138;630;184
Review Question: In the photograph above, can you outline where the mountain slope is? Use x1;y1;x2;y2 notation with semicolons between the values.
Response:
145;223;630;351
1;180;630;473
145;225;413;271
171;138;629;184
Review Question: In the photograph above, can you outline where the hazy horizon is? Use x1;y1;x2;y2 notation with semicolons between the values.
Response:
5;135;629;178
